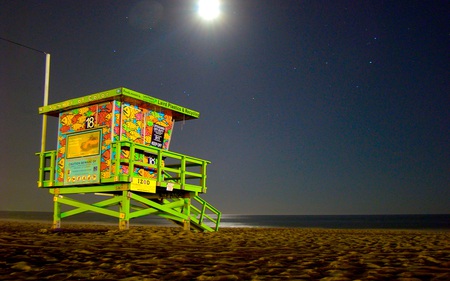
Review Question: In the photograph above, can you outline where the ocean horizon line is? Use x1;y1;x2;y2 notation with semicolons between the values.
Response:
1;210;449;216
1;211;449;230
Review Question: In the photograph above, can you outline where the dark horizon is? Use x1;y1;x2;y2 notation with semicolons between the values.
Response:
1;210;449;216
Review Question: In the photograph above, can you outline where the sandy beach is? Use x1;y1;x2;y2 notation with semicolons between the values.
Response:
0;221;449;280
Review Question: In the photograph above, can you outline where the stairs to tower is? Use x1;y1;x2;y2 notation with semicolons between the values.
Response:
163;195;221;232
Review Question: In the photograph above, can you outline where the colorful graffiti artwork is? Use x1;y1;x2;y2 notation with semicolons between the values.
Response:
56;103;114;184
122;102;144;143
146;109;174;150
98;102;113;179
55;99;175;185
118;103;173;179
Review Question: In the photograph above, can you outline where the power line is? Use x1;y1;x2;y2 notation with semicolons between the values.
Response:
0;37;48;54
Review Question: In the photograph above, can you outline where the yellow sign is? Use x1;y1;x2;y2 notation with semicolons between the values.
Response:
130;178;156;193
67;130;101;159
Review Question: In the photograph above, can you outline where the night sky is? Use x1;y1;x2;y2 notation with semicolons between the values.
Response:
1;1;448;215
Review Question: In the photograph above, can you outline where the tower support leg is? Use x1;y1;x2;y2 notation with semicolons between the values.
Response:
52;192;61;230
182;192;191;231
119;191;131;230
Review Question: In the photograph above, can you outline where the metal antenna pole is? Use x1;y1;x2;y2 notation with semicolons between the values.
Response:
40;53;51;152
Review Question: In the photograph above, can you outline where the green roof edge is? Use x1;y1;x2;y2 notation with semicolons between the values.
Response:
38;87;200;119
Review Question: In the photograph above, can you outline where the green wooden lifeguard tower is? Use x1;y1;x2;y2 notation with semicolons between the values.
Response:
37;87;221;231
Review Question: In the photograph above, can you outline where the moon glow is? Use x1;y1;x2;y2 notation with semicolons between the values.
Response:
198;0;220;21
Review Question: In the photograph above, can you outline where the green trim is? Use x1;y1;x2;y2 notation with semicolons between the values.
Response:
39;88;119;115
38;87;200;120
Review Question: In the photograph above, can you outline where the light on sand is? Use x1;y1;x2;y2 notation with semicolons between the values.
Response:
197;0;220;21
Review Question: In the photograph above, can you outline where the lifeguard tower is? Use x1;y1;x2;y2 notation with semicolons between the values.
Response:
37;87;221;231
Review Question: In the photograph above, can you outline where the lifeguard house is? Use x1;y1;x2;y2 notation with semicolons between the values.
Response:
37;87;221;231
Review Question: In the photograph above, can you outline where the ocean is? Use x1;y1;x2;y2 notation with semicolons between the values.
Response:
0;211;448;230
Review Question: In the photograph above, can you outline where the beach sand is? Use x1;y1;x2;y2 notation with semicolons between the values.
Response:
0;221;449;280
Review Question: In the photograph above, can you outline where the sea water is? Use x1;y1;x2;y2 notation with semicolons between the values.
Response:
219;214;450;230
0;211;448;230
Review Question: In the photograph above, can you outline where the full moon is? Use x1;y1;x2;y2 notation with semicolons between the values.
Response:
197;0;220;21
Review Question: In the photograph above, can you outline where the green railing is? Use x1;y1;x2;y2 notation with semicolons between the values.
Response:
36;150;57;188
37;141;210;193
162;196;221;232
191;195;221;231
109;141;210;193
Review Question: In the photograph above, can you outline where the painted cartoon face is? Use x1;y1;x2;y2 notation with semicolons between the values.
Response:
125;121;138;131
128;131;141;141
61;115;73;126
121;149;130;159
123;105;140;119
58;158;65;170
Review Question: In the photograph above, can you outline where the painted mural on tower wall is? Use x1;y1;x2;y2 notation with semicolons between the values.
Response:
55;100;174;186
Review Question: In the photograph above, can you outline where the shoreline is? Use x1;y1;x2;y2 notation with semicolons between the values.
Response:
2;217;449;232
1;221;449;280
1;211;449;230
